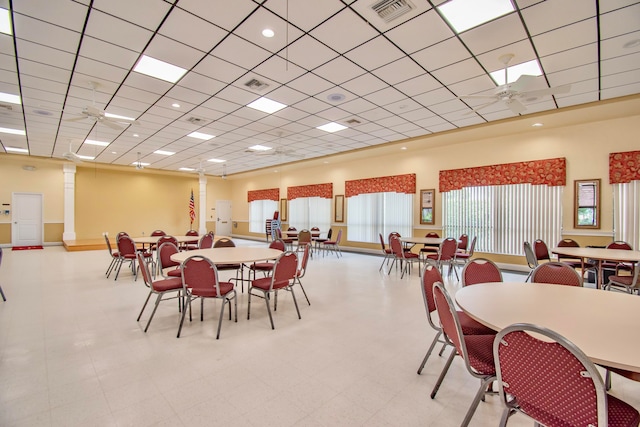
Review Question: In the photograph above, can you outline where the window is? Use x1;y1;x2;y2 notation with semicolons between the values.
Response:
288;197;331;231
443;183;563;255
347;192;412;243
613;180;640;250
574;179;600;228
249;199;278;233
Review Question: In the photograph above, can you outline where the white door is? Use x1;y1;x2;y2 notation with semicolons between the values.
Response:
12;192;43;247
216;200;232;236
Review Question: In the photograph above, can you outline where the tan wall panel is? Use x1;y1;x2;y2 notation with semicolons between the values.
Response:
45;223;64;243
0;223;10;244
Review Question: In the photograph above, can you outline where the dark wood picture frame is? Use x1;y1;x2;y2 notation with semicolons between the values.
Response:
280;198;288;222
574;179;600;229
420;189;435;225
334;195;344;223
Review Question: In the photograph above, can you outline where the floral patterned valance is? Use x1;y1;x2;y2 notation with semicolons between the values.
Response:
610;150;640;184
345;174;416;197
287;183;333;200
247;188;279;202
439;158;566;193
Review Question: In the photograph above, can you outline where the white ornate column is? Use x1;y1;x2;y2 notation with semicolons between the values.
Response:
198;174;207;235
62;163;76;240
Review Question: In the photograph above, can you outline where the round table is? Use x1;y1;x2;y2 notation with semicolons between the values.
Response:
551;246;640;288
455;282;640;373
170;247;283;264
400;236;443;246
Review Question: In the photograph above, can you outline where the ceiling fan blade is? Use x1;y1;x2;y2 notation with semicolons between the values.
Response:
459;94;498;100
100;119;124;130
510;74;537;93
521;84;572;99
506;99;527;114
63;116;89;122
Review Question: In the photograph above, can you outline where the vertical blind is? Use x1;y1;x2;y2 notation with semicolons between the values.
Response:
289;197;331;231
249;200;278;233
613;181;640;250
347;192;412;243
443;183;563;255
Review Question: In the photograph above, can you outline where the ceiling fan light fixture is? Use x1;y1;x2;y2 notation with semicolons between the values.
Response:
438;0;514;33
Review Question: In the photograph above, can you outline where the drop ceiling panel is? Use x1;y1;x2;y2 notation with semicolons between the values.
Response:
13;0;88;32
211;34;271;70
599;3;640;39
85;10;153;52
521;0;596;36
176;0;258;32
412;37;471;72
384;9;454;55
344;36;405;71
460;13;528;55
532;19;597;57
159;7;228;53
372;57;425;86
310;8;378;54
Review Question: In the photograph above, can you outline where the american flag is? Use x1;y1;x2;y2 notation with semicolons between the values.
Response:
189;189;195;225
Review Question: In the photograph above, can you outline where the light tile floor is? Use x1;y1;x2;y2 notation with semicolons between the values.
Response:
0;242;638;426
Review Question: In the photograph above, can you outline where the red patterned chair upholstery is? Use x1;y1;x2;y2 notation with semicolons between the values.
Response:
532;262;582;286
419;232;440;258
455;236;477;271
426;237;459;280
248;239;285;280
461;257;503;287
533;239;551;263
158;242;182;279
136;251;182;333
389;234;419;279
494;323;640;427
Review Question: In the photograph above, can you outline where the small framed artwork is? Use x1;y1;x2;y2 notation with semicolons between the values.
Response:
335;195;344;223
280;199;288;222
420;189;435;225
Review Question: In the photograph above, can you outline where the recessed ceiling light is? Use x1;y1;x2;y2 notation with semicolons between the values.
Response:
171;103;181;108
317;122;347;133
187;131;215;140
327;93;345;102
401;147;407;150
84;139;110;147
133;133;139;137
0;8;12;35
77;154;95;160
111;151;117;154
490;59;542;85
438;0;514;33
262;28;275;38
179;167;195;172
0;127;26;135
0;92;20;105
133;55;187;83
131;161;150;166
154;150;175;156
104;112;136;121
5;147;28;153
623;39;640;49
249;144;273;151
532;123;544;127
207;158;225;163
247;97;287;114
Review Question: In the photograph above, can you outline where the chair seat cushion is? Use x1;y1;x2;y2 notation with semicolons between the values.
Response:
403;252;419;259
250;262;274;271
458;311;496;335
463;334;496;375
609;275;635;287
152;277;183;292
166;269;182;277
216;263;240;270
191;281;234;297
251;277;290;291
456;253;470;260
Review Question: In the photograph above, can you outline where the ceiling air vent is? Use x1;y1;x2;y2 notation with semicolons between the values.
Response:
244;78;269;91
371;0;414;23
186;117;208;125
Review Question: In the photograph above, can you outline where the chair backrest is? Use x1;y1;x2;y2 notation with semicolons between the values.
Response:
461;258;503;286
214;237;235;248
136;251;154;288
158;242;180;269
458;234;469;251
379;233;388;253
334;229;342;243
269;251;298;291
532;262;582;286
388;232;401;244
523;241;538;269
116;234;136;256
269;239;286;251
533;239;550;262
389;234;403;257
185;229;199;237
116;231;129;239
297;244;310;279
310;227;320;238
298;229;312;244
182;255;222;296
494;323;608;427
157;235;178;248
606;240;632;250
425;232;440;238
151;230;166;237
286;227;297;237
325;228;333;240
198;233;214;249
438;238;458;261
421;260;444;328
432;283;467;362
104;234;114;256
557;238;579;248
0;246;3;266
466;236;477;257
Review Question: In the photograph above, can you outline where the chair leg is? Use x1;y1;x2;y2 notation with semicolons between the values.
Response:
417;330;444;374
137;291;153;321
460;376;496;427
431;347;457;399
144;293;163;333
264;292;275;330
113;257;124;280
0;285;5;302
296;278;310;306
177;296;191;338
216;297;225;339
499;407;515;427
106;258;117;277
290;287;301;320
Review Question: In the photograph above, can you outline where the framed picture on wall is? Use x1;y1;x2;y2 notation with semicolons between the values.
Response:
420;189;435;225
280;199;287;221
335;195;344;223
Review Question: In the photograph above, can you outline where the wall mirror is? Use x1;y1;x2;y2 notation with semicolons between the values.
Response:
574;179;600;229
420;189;435;225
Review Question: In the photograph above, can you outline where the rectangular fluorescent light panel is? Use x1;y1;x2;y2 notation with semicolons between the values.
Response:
438;0;514;33
84;139;110;147
179;167;195;171
248;144;272;151
77;154;95;160
0;8;12;35
317;122;347;133
0;127;26;135
246;97;287;114
207;158;225;163
131;161;150;166
154;150;175;156
187;131;214;140
104;112;137;121
133;55;187;83
490;59;542;85
5;147;28;153
0;92;21;104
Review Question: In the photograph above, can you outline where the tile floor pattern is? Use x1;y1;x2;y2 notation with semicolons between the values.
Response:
0;241;638;426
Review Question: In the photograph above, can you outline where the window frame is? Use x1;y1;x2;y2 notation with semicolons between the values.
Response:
574;179;600;229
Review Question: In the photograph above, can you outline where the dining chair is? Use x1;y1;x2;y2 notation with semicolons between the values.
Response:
322;229;342;258
183;229;199;250
431;282;497;427
531;261;583;286
103;233;120;278
533;239;551;263
114;234;142;280
493;322;640;427
604;261;640;294
523;241;538;282
213;238;243;288
457;234;469;253
277;228;295;251
556;238;595;278
455;236;477;271
286;226;297;241
247;251;301;330
248;239;285;280
0;247;6;301
419;232;440;259
178;255;237;339
158;242;182;279
426;237;459;280
296;229;312;256
378;233;393;272
197;233;214;249
461;257;502;286
148;229;166;253
294;244;311;306
389;234;419;279
314;228;331;253
135;251;183;333
602;241;634;276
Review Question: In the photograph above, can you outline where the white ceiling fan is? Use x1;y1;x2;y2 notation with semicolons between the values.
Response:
62;141;87;163
461;54;571;115
63;82;139;130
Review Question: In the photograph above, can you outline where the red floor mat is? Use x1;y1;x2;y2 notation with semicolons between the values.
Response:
12;246;44;250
